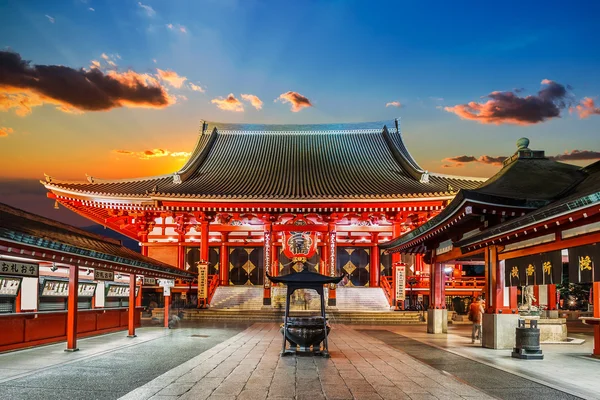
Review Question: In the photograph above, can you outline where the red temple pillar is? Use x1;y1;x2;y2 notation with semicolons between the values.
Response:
391;219;402;272
510;287;518;311
547;284;557;310
219;232;229;286
486;246;506;313
66;265;79;351
327;223;337;307
483;246;519;349
427;261;446;334
136;281;142;307
369;233;380;287
533;285;540;307
164;291;171;328
319;241;327;275
200;220;209;263
128;273;137;338
263;224;272;306
271;239;279;277
140;233;149;257
591;281;600;357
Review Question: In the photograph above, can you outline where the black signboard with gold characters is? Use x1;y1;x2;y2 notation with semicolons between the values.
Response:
505;252;561;287
568;244;599;283
505;255;537;286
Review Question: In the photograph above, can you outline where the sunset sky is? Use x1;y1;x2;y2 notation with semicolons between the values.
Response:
1;0;599;224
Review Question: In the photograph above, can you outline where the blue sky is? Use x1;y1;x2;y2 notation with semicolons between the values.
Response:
0;0;599;184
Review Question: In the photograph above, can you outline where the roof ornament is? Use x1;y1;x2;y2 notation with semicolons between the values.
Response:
199;120;208;135
394;117;401;134
516;137;530;150
146;184;158;195
173;173;182;184
420;171;430;183
44;173;52;183
86;174;94;184
447;183;454;192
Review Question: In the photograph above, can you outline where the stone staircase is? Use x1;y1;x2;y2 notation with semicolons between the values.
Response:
210;286;391;312
168;286;424;325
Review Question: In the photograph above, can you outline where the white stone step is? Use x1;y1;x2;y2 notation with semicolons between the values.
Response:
210;286;391;312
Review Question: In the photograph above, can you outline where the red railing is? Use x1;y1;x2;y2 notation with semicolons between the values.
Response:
380;276;393;306
207;274;219;304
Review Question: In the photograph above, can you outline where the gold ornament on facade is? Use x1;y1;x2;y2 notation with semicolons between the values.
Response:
579;255;592;271
526;264;534;276
511;266;519;278
543;261;552;275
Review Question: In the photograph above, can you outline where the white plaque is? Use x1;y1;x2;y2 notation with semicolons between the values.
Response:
198;264;208;300
395;265;406;301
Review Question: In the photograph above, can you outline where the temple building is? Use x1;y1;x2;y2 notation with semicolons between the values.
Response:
381;138;600;352
42;120;484;308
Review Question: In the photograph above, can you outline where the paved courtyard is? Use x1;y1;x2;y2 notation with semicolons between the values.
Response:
0;321;598;400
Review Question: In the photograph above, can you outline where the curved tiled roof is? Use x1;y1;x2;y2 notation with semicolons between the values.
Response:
0;203;194;279
44;121;483;201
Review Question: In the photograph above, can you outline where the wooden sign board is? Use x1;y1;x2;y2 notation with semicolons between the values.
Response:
395;265;406;301
198;264;208;300
94;269;114;281
143;277;157;286
0;261;39;277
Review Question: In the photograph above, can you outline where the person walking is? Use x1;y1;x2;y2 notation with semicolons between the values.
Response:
469;296;485;344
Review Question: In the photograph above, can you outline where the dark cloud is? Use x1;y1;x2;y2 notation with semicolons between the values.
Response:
444;79;573;125
0;179;91;227
443;155;507;167
478;155;506;165
445;155;477;163
0;51;173;116
549;150;600;161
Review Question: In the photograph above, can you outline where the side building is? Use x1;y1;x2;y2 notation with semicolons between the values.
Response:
42;120;484;308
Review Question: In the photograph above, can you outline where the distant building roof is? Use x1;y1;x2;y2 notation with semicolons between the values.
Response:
380;139;590;253
0;203;194;279
43;121;483;202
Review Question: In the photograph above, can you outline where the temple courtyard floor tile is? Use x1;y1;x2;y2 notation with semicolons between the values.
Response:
0;321;597;400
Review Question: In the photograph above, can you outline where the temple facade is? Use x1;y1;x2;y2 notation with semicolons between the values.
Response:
42;120;484;307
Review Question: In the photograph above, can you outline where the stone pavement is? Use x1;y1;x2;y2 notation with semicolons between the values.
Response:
120;323;493;400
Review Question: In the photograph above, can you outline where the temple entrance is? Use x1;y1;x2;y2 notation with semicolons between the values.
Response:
337;247;370;286
279;248;320;275
228;247;264;286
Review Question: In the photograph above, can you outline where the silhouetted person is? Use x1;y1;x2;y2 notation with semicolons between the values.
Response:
469;296;485;344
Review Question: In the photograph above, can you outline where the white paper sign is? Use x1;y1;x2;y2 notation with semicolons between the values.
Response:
158;279;174;287
395;265;406;301
163;286;171;296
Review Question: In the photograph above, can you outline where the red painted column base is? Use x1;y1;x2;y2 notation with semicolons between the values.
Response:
164;295;171;329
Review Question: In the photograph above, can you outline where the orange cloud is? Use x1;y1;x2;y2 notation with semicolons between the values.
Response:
189;82;205;93
444;79;571;125
241;94;263;110
386;101;402;108
572;97;600;119
211;93;244;112
113;148;191;160
156;69;187;89
0;51;174;115
0;126;14;137
277;91;312;112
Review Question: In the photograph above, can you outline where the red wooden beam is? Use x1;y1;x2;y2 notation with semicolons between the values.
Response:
499;231;600;261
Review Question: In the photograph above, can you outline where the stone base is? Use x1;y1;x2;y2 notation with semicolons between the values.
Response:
544;310;559;319
482;313;519;349
328;298;336;307
511;347;544;360
427;309;448;334
263;297;272;306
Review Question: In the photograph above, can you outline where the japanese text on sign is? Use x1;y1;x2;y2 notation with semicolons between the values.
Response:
94;269;114;281
198;264;208;299
0;261;39;277
395;265;406;301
